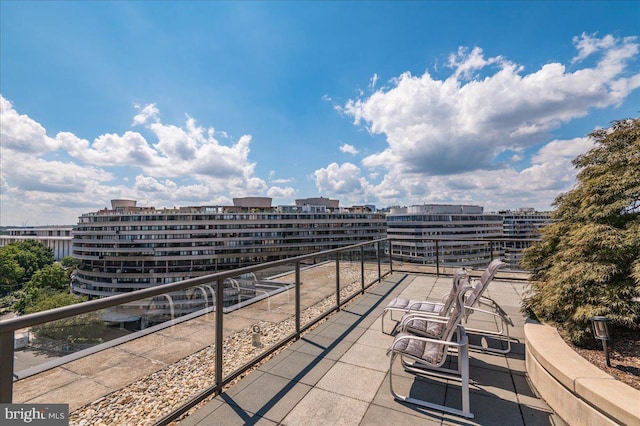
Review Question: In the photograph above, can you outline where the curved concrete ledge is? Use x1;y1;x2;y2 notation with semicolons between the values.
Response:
525;321;640;426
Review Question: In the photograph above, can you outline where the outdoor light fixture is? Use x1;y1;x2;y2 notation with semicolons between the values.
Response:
589;316;611;367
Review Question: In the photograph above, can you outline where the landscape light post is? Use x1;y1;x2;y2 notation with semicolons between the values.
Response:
589;316;611;367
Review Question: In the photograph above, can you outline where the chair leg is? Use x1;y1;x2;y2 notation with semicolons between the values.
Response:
389;352;474;419
459;339;471;416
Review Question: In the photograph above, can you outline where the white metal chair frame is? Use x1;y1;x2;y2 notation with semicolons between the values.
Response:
381;268;469;334
386;259;516;354
387;286;474;418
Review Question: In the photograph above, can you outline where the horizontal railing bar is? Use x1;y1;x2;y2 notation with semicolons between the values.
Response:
391;237;541;242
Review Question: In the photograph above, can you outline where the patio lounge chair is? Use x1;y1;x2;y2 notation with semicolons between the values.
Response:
398;259;516;354
381;267;469;334
387;284;474;418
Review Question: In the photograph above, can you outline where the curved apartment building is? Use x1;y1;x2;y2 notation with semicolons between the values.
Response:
386;204;504;267
72;199;386;303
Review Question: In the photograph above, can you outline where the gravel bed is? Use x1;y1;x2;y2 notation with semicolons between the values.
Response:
69;270;378;425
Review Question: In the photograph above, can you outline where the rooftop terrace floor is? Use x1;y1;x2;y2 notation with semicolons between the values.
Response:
178;272;565;426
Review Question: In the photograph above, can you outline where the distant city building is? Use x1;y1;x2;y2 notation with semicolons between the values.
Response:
71;198;386;323
0;226;74;260
295;197;339;209
499;208;554;268
386;204;505;267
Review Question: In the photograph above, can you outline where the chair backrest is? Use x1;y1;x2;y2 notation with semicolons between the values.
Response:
439;268;469;315
441;283;472;342
464;259;506;312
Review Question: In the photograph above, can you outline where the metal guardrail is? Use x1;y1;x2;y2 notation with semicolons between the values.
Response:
0;239;390;408
0;236;537;424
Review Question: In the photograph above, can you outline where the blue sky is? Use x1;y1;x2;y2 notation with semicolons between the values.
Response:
1;1;639;225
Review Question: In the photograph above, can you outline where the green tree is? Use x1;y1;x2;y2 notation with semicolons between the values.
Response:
24;291;86;314
24;263;69;293
25;292;104;342
60;256;81;269
0;240;55;283
0;250;25;293
14;263;70;314
522;118;640;345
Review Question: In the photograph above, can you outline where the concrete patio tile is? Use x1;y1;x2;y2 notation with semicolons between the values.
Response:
330;310;362;326
221;370;266;398
355;328;395;349
292;334;354;360
119;333;170;356
442;389;525;426
315;361;386;402
506;352;527;374
342;308;379;327
315;321;366;342
62;347;133;376
156;320;210;339
520;405;565;426
256;349;294;372
222;373;313;423
372;373;448;419
182;401;277;426
25;377;111;412
340;342;390;372
281;388;369;426
361;403;443;425
178;398;225;426
512;373;553;411
339;301;377;317
263;351;336;386
142;338;205;365
468;366;518;403
14;367;80;402
89;355;166;389
467;350;509;371
158;319;216;341
222;315;264;333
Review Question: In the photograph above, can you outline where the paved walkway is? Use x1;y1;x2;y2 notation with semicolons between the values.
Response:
179;272;565;425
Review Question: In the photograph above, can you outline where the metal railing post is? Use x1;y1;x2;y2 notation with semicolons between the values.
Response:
490;241;494;261
435;240;440;276
295;261;301;335
377;241;381;279
389;241;393;272
335;254;341;309
215;278;224;390
360;246;365;293
0;330;14;402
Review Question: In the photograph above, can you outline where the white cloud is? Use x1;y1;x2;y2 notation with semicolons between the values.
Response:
572;33;616;64
0;96;269;225
369;73;379;91
0;95;58;153
344;33;639;178
339;143;359;155
132;103;160;126
313;162;371;204
531;137;594;164
267;186;296;199
447;46;506;80
313;136;596;211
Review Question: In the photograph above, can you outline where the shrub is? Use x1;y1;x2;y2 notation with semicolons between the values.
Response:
522;118;640;345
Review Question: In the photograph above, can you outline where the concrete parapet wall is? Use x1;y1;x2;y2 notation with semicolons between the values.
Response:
525;321;640;426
